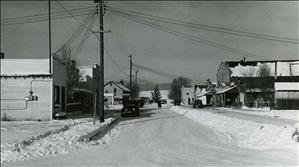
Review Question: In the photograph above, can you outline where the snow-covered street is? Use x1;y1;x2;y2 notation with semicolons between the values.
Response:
2;106;298;166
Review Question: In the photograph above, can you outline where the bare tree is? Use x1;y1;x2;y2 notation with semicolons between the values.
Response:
55;46;80;94
258;64;271;77
240;67;256;77
168;76;192;105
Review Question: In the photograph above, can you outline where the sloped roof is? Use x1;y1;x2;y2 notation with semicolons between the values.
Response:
216;85;238;94
195;91;212;97
104;81;130;91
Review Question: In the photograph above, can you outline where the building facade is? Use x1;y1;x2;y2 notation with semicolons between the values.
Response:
1;57;67;120
194;83;215;105
74;64;100;114
104;81;130;104
274;82;299;109
181;86;194;105
216;60;299;108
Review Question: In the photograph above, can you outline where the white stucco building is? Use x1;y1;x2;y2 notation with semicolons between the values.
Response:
1;57;67;120
181;86;194;105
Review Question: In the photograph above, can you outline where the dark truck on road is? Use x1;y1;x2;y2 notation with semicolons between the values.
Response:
121;96;140;117
193;99;203;108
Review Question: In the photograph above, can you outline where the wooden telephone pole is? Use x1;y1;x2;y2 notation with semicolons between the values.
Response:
129;55;133;97
48;0;52;74
135;70;139;97
94;0;105;122
135;70;139;87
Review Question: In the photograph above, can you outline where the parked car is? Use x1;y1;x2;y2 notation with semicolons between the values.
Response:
139;98;145;107
161;99;167;104
53;111;67;119
193;99;203;108
174;100;181;106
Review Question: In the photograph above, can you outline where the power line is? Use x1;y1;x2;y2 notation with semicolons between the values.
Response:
107;6;299;44
55;0;128;78
1;11;93;26
104;47;128;76
3;6;94;23
73;13;97;61
109;10;269;60
133;63;178;78
55;0;98;33
54;0;103;44
57;11;96;53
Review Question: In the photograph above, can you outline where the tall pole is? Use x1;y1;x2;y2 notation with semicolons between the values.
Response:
99;0;105;123
135;70;139;98
129;55;133;97
135;70;138;87
48;0;52;74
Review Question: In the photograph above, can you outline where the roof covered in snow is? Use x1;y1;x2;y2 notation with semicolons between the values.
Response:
227;60;299;77
1;59;50;76
216;85;238;94
104;81;130;92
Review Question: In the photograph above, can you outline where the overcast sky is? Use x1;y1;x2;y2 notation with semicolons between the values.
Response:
1;1;298;83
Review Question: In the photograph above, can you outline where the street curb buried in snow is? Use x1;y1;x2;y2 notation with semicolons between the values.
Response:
78;116;120;142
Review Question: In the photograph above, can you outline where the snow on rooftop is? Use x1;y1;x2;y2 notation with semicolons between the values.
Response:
230;61;299;77
114;83;130;92
0;59;50;76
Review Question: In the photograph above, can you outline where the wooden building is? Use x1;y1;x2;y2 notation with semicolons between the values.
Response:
216;60;299;108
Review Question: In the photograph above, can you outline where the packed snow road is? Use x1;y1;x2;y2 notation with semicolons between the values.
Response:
4;107;297;166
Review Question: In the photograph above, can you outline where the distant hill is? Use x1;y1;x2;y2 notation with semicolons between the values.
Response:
108;79;171;91
139;80;171;91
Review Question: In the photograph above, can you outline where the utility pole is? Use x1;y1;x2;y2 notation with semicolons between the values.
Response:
48;0;52;74
129;55;133;97
135;70;139;98
99;0;105;123
135;70;138;87
94;0;105;123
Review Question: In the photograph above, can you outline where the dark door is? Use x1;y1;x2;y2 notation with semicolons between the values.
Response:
61;86;65;111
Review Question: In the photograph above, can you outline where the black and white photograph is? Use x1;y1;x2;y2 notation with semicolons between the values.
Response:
1;1;299;166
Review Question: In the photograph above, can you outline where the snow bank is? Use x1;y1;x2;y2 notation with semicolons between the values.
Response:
170;106;298;150
219;107;299;121
1;118;120;163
